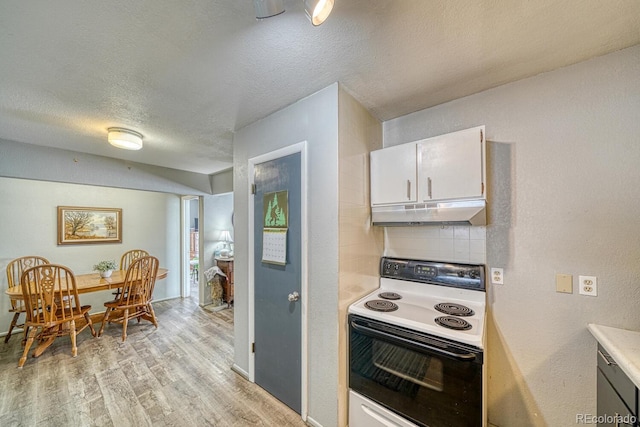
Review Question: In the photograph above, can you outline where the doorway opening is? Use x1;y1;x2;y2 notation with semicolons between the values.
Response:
203;192;235;311
182;196;200;303
182;193;235;309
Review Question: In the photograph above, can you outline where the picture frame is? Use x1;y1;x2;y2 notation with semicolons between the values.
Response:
57;206;122;245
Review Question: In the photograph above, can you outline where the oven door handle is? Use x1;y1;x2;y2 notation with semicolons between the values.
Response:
351;320;477;362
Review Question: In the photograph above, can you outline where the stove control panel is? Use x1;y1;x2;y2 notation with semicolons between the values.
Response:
414;264;437;277
380;257;485;291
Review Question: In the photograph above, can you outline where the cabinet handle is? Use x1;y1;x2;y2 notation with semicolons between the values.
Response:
407;180;411;200
597;349;617;366
427;177;432;199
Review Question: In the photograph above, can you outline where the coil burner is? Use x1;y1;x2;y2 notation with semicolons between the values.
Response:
434;302;475;317
365;300;399;312
378;292;402;300
435;316;472;331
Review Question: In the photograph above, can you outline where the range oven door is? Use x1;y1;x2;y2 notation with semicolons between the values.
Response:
349;314;483;427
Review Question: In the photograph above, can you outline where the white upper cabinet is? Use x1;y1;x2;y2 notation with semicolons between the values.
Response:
417;126;485;202
370;142;417;205
369;126;486;207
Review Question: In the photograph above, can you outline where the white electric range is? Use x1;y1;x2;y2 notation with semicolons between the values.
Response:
348;257;487;427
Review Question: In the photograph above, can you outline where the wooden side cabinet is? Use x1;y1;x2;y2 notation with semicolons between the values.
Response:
215;257;234;307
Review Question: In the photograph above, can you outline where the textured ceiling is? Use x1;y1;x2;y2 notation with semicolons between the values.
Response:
1;0;639;175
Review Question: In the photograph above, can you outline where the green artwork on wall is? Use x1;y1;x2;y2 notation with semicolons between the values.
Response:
263;190;288;229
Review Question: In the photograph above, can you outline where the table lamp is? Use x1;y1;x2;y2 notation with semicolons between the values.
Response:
219;230;233;258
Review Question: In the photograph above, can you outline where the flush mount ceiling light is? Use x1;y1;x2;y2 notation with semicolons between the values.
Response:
254;0;285;19
107;127;143;150
304;0;334;26
254;0;334;26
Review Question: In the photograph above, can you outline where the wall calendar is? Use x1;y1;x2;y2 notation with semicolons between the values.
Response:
262;190;288;265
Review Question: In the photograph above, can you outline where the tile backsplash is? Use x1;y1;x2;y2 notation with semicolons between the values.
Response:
384;225;486;264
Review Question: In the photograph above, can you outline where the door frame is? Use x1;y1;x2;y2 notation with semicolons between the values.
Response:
248;141;309;420
180;195;200;299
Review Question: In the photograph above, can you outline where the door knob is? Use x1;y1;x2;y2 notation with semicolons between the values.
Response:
288;291;300;302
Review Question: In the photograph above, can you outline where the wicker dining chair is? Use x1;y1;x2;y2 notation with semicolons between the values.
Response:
5;255;50;343
99;255;159;342
112;249;149;298
18;263;96;368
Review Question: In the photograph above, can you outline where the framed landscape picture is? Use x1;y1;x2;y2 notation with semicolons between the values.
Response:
57;206;122;245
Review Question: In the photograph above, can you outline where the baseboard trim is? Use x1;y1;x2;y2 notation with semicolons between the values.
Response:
231;363;250;380
306;415;323;427
153;295;181;303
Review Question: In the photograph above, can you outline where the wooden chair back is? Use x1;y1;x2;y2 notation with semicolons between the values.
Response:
98;256;160;341
118;255;159;307
18;263;96;367
120;249;150;271
5;255;50;343
21;264;83;326
6;256;50;311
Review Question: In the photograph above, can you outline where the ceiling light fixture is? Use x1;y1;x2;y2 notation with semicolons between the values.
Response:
254;0;285;19
303;0;334;26
107;127;143;150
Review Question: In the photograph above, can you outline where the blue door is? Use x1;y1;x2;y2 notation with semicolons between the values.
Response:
253;152;302;413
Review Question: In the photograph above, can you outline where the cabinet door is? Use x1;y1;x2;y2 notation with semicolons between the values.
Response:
370;142;417;205
597;369;635;426
418;126;485;202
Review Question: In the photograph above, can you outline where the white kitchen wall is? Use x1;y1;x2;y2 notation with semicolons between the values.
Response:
385;225;486;264
383;45;640;427
337;86;384;425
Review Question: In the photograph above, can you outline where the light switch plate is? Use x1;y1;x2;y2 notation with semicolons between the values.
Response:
556;274;573;293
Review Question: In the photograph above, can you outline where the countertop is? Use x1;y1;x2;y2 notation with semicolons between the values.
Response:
588;323;640;388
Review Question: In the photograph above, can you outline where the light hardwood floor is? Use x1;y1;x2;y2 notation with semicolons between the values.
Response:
0;297;308;427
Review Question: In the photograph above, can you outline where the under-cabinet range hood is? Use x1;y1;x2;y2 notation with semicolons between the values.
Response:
371;199;486;226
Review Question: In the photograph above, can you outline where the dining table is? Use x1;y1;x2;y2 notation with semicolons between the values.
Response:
5;268;169;300
5;268;168;359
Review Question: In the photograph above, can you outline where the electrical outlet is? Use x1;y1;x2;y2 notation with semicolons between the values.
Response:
491;268;504;285
579;275;597;296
